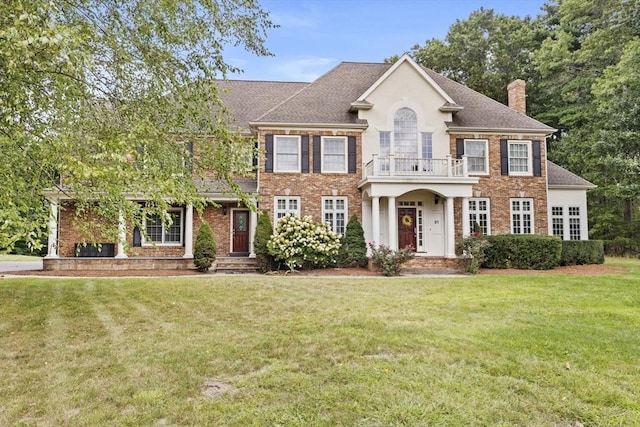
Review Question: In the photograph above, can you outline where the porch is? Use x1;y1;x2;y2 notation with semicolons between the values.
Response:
362;155;468;179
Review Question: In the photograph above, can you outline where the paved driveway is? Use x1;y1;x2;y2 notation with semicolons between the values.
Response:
0;260;43;272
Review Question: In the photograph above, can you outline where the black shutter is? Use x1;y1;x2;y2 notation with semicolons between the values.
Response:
313;135;321;173
185;142;193;172
133;227;142;247
532;140;542;177
252;139;258;168
348;136;357;174
301;135;309;173
500;139;509;176
455;138;464;159
265;134;273;173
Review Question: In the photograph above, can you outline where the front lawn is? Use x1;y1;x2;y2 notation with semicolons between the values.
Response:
1;259;639;425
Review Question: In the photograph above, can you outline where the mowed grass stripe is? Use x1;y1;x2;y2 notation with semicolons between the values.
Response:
0;261;639;425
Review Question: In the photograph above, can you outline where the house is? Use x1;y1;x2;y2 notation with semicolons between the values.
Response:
43;54;594;271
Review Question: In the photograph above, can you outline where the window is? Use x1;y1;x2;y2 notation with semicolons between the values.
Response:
379;131;391;172
322;137;347;172
551;206;564;238
421;132;433;159
508;141;532;175
394;108;418;158
274;196;300;226
274;135;300;172
144;209;183;245
469;198;490;235
465;140;488;174
569;207;581;240
511;198;533;234
322;197;347;235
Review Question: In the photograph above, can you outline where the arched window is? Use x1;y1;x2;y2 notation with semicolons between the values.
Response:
394;108;418;158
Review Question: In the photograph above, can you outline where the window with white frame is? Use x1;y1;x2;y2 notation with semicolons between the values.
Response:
379;131;391;172
274;135;300;172
569;206;581;240
144;209;183;245
394;108;418;158
322;197;347;235
274;196;300;225
321;136;347;172
465;140;488;174
468;198;490;235
511;198;533;234
551;206;564;238
508;141;532;175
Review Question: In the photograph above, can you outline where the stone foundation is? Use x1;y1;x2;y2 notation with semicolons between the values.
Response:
43;257;194;271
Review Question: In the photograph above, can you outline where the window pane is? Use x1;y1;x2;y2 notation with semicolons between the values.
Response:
466;140;487;173
146;214;163;242
509;142;529;173
394;108;418;157
164;212;181;243
323;137;346;172
275;136;299;171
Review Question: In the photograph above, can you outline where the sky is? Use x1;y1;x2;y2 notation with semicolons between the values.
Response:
225;0;548;82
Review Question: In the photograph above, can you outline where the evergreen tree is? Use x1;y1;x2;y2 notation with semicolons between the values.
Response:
339;215;368;268
194;222;216;272
253;210;275;272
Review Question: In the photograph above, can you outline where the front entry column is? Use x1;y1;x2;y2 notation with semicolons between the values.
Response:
183;204;194;259
388;196;397;250
462;197;470;237
115;211;128;258
45;200;59;258
371;196;380;248
249;209;258;257
445;196;456;258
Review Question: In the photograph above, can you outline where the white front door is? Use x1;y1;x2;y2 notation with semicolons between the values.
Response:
425;210;444;255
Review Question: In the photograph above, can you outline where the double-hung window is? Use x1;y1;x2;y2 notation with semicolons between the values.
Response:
144;209;183;245
274;135;300;172
379;131;391;172
508;141;532;175
569;207;581;240
511;198;533;234
322;197;347;235
465;140;488;174
322;137;347;172
274;196;300;226
468;198;490;235
551;206;564;238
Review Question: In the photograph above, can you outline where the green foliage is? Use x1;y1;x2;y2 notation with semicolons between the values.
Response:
253;210;275;273
267;215;341;271
193;222;216;272
337;215;368;268
604;237;640;258
369;244;415;276
457;234;491;274
560;240;605;266
482;235;562;270
0;1;274;251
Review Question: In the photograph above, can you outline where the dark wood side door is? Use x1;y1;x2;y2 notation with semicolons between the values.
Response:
232;210;250;254
398;208;417;250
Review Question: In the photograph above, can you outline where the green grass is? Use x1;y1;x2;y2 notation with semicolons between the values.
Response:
1;259;640;425
0;253;42;261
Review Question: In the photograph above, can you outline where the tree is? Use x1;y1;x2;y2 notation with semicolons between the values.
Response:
194;222;216;272
397;8;544;105
253;210;275;272
0;0;274;251
338;215;368;268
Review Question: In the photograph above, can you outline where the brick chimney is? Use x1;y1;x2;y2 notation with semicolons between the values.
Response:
507;79;526;115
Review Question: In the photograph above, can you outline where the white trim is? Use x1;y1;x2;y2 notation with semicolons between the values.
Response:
508;140;533;176
321;136;348;173
510;198;534;234
446;126;556;135
468;197;491;235
142;208;184;246
183;204;194;258
229;208;251;254
274;134;301;173
321;196;348;235
464;139;489;176
273;196;301;228
357;54;455;104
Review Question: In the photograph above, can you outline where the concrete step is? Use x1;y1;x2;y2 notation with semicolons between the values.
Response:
214;257;260;274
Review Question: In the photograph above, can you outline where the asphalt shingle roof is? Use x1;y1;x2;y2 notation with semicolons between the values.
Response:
547;161;595;188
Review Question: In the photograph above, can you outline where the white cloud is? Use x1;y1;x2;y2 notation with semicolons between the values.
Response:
270;57;336;82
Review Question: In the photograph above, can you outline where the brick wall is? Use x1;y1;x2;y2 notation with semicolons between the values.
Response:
258;129;363;225
57;203;116;257
451;133;549;243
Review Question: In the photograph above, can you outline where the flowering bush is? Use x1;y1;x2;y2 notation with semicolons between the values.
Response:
267;215;341;271
457;234;491;274
369;243;414;276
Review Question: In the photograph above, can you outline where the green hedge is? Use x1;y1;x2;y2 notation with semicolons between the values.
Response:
560;240;605;265
482;235;562;270
603;237;640;258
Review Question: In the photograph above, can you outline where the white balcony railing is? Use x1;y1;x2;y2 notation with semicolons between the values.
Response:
363;155;468;179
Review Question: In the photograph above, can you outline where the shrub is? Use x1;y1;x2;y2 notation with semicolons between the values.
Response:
482;235;562;270
338;215;368;267
194;222;216;272
369;243;414;276
253;210;276;272
267;215;341;271
457;234;491;274
604;237;640;257
561;240;605;265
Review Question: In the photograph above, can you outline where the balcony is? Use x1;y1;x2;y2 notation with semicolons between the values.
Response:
362;154;469;179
